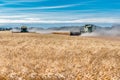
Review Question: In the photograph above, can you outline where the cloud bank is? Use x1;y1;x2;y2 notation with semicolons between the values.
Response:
0;0;119;24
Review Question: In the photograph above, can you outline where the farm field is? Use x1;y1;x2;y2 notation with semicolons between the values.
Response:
0;31;120;80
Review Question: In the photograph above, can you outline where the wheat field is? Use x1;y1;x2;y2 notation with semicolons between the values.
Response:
0;31;120;80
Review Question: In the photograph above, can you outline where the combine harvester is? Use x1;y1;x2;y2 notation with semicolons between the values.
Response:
70;24;96;36
12;26;34;33
11;26;69;34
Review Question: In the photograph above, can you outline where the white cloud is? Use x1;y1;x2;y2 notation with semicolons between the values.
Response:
0;15;26;18
0;17;119;23
0;0;95;10
35;4;80;9
73;18;120;23
0;0;119;24
0;3;81;11
0;0;46;7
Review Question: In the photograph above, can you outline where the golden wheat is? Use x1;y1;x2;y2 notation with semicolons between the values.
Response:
0;31;119;80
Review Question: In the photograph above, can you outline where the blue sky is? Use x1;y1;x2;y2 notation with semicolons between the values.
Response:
0;0;120;24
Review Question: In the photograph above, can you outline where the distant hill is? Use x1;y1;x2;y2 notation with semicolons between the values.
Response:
47;24;100;31
47;26;82;31
112;24;120;29
0;23;120;32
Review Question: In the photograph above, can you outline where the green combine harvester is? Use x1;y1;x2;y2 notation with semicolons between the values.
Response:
20;26;28;32
12;26;29;33
70;24;96;36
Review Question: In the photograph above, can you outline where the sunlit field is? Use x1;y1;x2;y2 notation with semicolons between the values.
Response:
0;31;120;80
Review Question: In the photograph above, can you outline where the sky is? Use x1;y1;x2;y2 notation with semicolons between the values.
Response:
0;0;120;24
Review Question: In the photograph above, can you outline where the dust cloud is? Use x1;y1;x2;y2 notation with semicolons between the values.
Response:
81;27;120;37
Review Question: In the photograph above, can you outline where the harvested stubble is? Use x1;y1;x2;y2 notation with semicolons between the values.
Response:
0;31;119;80
52;32;70;35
